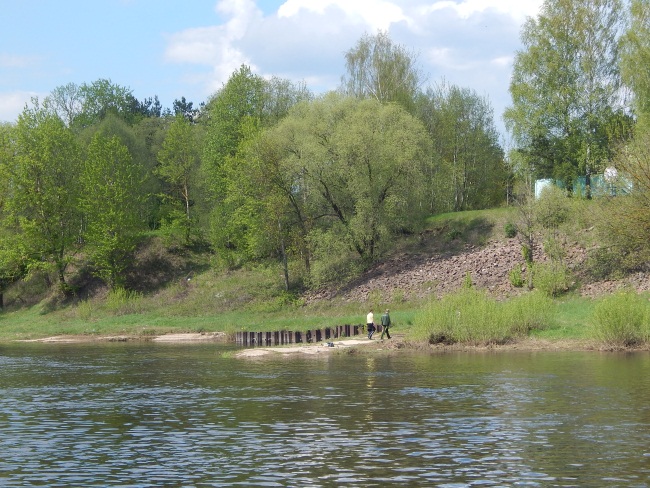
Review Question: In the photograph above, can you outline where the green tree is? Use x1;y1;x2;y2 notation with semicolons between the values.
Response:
263;95;431;266
80;134;145;289
505;0;626;190
0;123;26;308
341;31;423;113
7;105;82;294
156;114;202;244
621;0;650;126
416;83;505;212
202;66;311;256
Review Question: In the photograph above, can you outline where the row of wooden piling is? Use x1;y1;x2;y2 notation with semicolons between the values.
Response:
234;324;384;346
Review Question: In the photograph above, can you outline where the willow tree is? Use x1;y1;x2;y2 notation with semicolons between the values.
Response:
258;95;431;270
341;31;423;113
505;0;626;190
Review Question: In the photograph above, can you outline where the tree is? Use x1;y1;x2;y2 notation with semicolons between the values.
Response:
173;96;199;122
260;95;431;266
341;31;423;113
45;82;84;127
0;123;26;308
8;105;82;294
416;83;505;212
80;134;145;289
156;114;202;244
505;0;626;190
621;0;650;126
202;66;312;257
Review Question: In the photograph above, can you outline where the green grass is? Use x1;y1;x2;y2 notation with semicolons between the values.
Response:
0;206;645;348
532;295;594;340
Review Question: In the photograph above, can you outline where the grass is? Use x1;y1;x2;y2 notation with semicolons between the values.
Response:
0;206;647;348
412;288;554;345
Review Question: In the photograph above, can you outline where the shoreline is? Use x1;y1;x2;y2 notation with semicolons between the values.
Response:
10;332;649;354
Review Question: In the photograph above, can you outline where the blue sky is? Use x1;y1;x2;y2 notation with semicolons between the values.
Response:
0;0;543;136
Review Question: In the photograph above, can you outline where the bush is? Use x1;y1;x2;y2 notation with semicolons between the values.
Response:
413;288;553;345
504;222;517;238
592;291;650;347
509;266;524;288
104;287;145;316
532;262;572;297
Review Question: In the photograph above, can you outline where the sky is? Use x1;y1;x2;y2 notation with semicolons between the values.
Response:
0;0;544;137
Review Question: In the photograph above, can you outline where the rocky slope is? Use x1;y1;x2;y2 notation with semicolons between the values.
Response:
307;237;650;303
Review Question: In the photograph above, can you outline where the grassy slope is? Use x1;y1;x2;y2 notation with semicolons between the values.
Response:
0;205;619;342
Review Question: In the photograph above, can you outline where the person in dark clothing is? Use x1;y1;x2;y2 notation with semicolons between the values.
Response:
380;309;391;339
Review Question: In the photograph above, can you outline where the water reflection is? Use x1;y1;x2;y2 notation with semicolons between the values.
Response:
0;344;649;486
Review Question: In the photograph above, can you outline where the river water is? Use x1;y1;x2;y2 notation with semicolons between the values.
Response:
0;343;649;487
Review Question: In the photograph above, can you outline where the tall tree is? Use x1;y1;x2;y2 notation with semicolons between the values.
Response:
80;134;145;289
202;66;311;255
341;31;423;113
0;123;26;308
621;0;650;126
262;95;431;264
156;114;202;244
416;83;505;212
8;105;82;294
505;0;626;190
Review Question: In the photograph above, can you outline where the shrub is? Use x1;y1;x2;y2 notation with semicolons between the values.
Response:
413;288;552;346
105;287;145;316
504;222;517;238
592;291;650;347
509;266;524;288
504;291;553;334
532;262;572;297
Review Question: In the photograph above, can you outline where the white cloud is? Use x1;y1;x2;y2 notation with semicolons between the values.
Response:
164;0;262;92
422;0;542;22
278;0;410;31
163;0;544;133
0;91;40;123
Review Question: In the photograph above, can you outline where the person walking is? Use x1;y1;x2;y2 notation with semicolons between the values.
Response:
366;309;375;339
380;309;392;340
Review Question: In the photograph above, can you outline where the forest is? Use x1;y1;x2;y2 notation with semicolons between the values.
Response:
0;0;648;311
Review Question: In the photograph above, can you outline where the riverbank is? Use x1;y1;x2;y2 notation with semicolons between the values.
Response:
14;331;648;355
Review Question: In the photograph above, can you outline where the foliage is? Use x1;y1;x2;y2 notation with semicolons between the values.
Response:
504;222;517;238
258;94;431;269
416;82;506;212
531;261;573;298
505;0;627;187
156;114;203;244
590;127;650;274
341;31;422;112
202;66;312;268
413;288;552;345
45;78;142;129
509;266;524;288
592;291;650;347
80;134;146;289
620;0;650;125
8;105;82;293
